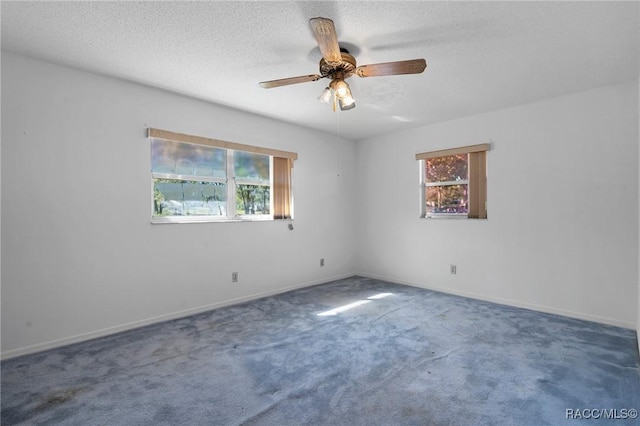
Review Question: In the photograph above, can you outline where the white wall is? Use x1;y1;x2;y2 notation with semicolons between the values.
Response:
356;79;639;329
1;52;358;358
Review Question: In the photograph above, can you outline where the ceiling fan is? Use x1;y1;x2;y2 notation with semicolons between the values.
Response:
259;17;427;111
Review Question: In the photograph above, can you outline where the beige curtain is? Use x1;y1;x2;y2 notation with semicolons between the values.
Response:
273;157;293;219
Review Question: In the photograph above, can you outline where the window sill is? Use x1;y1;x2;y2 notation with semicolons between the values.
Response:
421;215;487;220
152;215;278;224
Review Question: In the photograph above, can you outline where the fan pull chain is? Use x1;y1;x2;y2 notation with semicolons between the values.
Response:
335;105;341;176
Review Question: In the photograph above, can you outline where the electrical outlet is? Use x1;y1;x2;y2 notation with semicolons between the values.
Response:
232;272;238;282
450;265;457;275
320;258;325;267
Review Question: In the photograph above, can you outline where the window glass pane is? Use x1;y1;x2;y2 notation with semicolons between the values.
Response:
234;151;269;182
425;154;468;183
235;184;270;215
426;184;468;215
153;179;227;217
151;138;226;178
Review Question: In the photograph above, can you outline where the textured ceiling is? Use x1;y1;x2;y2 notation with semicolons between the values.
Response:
2;1;639;141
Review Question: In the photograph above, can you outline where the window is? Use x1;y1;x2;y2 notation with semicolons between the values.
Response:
148;128;296;223
416;144;488;219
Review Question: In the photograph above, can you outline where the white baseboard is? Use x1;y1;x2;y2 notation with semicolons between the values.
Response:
356;272;636;330
1;272;355;360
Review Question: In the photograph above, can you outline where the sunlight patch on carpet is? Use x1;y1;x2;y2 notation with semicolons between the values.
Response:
317;292;394;316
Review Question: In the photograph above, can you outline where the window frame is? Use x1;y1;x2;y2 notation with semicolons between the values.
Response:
148;128;296;224
232;154;274;221
417;143;488;220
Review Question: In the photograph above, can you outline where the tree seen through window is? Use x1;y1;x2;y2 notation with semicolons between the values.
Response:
425;154;469;215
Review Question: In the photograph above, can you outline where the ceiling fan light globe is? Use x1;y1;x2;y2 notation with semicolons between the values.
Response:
333;79;350;98
318;87;332;104
339;97;356;111
342;95;355;106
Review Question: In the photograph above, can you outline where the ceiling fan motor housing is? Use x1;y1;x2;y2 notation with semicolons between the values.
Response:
319;51;357;79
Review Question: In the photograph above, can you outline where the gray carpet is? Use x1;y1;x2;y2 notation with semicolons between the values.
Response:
2;276;639;425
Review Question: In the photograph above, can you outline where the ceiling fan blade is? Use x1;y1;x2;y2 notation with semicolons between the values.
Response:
309;17;341;63
355;59;427;78
259;74;322;89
